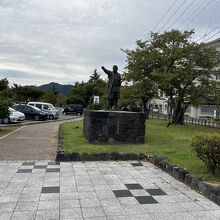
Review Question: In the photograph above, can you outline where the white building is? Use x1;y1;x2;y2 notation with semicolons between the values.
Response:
150;38;220;119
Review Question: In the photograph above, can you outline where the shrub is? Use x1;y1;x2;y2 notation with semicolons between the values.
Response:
0;99;10;119
191;135;220;175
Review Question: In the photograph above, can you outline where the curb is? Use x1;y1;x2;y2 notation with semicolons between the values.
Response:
0;116;82;127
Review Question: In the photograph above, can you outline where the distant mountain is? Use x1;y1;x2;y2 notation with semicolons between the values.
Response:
38;82;73;96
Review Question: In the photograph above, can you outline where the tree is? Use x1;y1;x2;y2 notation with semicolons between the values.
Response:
69;78;107;107
12;84;44;102
124;30;220;125
89;69;100;82
66;95;85;105
0;78;10;120
0;78;9;91
42;91;58;106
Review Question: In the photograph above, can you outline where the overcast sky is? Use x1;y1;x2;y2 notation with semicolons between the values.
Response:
0;0;219;86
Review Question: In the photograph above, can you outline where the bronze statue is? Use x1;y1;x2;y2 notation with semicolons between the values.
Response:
102;65;121;110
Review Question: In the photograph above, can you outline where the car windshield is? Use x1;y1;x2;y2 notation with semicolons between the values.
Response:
30;106;41;111
49;104;56;110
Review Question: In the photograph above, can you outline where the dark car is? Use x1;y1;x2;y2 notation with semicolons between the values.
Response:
62;104;83;116
13;104;47;121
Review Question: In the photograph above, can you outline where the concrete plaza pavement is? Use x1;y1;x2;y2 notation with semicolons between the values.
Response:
0;160;219;220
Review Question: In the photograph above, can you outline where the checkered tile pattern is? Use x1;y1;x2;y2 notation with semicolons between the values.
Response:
17;162;60;174
0;161;219;220
113;183;167;204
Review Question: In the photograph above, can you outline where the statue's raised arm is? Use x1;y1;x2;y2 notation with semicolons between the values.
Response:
101;66;112;77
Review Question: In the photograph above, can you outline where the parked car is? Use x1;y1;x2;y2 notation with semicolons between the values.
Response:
28;102;59;120
1;107;25;124
13;104;47;121
62;104;83;115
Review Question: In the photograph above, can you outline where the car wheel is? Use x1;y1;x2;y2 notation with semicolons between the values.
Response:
35;115;40;121
3;118;10;124
49;115;54;120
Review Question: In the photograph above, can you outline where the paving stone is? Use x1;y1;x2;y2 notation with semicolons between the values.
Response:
19;193;40;202
130;189;150;197
149;211;196;220
41;186;60;193
80;198;101;207
146;188;167;196
60;208;82;219
123;204;146;215
117;197;140;206
11;210;36;220
60;192;78;200
189;210;218;220
0;202;17;212
34;165;47;169
103;206;127;216
0;212;12;220
78;191;97;199
35;209;59;220
179;201;205;211
40;193;60;201
17;169;32;173
84;217;106;220
15;201;38;211
113;190;133;198
129;213;153;220
0;194;20;203
107;216;130;220
22;162;35;166
46;168;60;172
60;199;80;209
124;184;144;190
38;200;59;210
99;198;120;206
135;196;158;204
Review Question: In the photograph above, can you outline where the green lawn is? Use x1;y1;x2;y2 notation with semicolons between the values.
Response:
60;119;220;182
0;126;19;138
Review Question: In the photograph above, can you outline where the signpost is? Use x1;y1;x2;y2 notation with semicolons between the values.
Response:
93;96;99;104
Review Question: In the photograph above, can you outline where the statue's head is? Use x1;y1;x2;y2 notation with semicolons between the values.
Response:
113;65;118;73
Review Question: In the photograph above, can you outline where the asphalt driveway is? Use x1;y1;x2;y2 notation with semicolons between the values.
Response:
0;118;81;161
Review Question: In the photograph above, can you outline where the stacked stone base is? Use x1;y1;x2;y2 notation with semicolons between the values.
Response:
83;110;145;144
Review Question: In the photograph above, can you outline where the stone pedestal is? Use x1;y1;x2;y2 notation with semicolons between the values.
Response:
83;110;145;144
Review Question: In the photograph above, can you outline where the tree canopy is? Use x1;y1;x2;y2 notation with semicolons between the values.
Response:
124;29;220;124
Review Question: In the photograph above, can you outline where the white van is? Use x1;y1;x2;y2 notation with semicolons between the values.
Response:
28;102;59;119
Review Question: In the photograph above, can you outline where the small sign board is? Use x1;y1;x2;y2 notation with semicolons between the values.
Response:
94;96;99;104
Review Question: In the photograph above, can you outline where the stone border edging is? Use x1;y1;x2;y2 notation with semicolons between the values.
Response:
56;126;220;206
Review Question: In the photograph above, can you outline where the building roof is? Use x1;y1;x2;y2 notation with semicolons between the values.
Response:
205;38;220;45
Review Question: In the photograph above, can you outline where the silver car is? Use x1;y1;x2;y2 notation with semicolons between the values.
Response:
28;102;59;120
2;107;25;124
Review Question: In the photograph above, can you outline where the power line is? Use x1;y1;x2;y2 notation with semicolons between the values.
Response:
204;30;220;42
152;0;180;32
179;0;210;30
158;0;188;32
166;0;197;30
202;1;219;41
196;27;220;42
